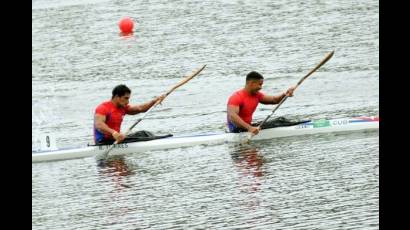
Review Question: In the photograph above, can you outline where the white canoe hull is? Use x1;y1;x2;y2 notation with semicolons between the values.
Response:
32;117;379;163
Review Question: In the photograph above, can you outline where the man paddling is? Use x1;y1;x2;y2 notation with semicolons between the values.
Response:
94;84;165;144
227;71;296;135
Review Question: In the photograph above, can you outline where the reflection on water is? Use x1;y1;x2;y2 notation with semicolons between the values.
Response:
231;143;265;178
119;32;134;38
230;143;266;210
97;156;135;189
229;143;282;225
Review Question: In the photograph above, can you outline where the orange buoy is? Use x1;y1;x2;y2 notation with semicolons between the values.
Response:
119;17;134;34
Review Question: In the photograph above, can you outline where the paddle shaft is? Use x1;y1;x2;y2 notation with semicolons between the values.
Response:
257;51;334;129
100;64;206;159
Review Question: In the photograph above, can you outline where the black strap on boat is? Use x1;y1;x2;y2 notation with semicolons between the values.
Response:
229;117;310;133
89;130;173;146
253;117;310;130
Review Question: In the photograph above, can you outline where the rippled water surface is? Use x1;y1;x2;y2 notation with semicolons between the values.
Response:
33;0;379;229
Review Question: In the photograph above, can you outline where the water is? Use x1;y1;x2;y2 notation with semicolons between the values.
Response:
32;0;379;229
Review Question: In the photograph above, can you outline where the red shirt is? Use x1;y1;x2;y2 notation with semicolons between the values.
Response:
94;101;130;142
227;89;265;125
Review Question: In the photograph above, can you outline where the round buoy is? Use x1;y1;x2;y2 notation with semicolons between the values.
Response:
119;17;134;34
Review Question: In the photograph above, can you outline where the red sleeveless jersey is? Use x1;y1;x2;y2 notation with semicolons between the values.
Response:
227;89;264;124
94;101;130;142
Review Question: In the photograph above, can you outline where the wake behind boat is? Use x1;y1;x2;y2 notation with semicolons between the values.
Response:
32;116;379;163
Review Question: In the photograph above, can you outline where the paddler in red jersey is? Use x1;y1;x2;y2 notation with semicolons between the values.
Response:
94;84;165;145
227;71;296;135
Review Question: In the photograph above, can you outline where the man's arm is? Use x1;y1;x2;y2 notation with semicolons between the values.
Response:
227;105;259;134
127;95;166;115
259;86;296;104
259;92;286;104
127;100;155;115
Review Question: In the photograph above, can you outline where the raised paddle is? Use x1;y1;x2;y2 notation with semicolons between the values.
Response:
250;51;334;139
98;64;207;159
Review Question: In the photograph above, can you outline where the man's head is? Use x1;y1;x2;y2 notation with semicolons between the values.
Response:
112;84;131;107
245;71;264;94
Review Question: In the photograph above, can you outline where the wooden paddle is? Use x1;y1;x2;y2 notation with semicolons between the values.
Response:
98;64;207;159
250;51;334;139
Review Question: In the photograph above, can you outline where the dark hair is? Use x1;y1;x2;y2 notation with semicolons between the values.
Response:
112;84;131;99
246;71;264;81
